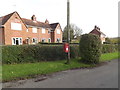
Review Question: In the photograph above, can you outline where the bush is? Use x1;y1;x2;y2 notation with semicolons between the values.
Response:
79;34;102;64
2;45;80;64
102;44;118;53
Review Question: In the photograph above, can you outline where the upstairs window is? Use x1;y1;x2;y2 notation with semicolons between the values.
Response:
48;29;51;34
42;28;45;34
11;22;22;30
57;29;60;34
32;27;37;33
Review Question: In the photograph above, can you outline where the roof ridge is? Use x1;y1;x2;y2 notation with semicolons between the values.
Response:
22;18;50;25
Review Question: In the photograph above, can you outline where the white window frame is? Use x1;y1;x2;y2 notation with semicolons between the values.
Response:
42;38;46;43
56;38;60;43
26;29;29;32
48;29;51;34
57;29;60;34
12;37;22;45
42;28;46;34
32;38;38;44
32;27;37;33
11;22;22;31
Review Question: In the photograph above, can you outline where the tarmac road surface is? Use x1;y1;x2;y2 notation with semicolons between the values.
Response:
3;59;118;88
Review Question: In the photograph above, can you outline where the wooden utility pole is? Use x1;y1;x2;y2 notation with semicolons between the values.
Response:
66;0;70;64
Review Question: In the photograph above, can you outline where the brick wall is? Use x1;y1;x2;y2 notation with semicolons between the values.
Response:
0;27;4;45
54;24;62;43
1;12;63;45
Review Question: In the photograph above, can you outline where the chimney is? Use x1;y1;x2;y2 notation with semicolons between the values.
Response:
31;15;36;21
94;25;97;29
45;19;49;24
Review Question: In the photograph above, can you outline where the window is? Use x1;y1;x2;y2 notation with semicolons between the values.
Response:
48;29;51;34
26;29;29;32
57;29;60;34
48;38;51;43
42;28;45;33
12;37;22;45
32;27;37;33
32;38;38;44
56;38;60;43
11;22;22;30
42;39;46;43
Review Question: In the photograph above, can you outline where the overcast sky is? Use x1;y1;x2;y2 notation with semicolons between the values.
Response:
0;0;119;37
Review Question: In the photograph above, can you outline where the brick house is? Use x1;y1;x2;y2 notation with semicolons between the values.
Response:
0;11;62;45
89;26;106;44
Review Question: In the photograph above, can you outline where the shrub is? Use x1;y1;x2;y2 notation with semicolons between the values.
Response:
79;34;102;64
2;45;80;64
102;44;118;53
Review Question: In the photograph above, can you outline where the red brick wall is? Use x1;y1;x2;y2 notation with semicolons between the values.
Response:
40;28;51;42
4;12;28;45
54;24;62;43
3;12;63;45
0;27;5;45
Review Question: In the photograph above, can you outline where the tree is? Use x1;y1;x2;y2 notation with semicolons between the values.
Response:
63;24;82;42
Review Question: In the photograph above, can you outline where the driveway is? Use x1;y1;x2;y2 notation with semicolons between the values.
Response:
3;59;118;88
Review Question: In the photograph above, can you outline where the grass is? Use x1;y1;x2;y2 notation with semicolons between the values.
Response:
100;52;119;62
2;52;119;82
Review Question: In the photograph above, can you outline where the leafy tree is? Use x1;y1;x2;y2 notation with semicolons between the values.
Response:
63;24;82;42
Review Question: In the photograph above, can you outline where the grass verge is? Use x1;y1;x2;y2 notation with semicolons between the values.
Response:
2;52;119;82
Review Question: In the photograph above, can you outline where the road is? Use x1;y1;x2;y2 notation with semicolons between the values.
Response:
3;59;118;88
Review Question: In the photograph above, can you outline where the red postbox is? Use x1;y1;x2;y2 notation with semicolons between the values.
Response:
63;43;69;53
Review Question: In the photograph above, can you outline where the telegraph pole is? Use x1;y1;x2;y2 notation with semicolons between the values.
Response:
66;0;70;64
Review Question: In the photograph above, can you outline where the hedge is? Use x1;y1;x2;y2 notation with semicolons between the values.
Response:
2;45;80;64
2;44;118;64
102;44;118;53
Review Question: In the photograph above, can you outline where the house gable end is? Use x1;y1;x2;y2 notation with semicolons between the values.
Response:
4;11;27;29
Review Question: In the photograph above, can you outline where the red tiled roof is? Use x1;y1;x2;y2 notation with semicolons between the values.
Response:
50;23;59;29
0;11;60;30
90;26;106;36
22;18;52;29
0;12;15;25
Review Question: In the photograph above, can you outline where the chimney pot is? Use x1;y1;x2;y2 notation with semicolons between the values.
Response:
31;15;36;21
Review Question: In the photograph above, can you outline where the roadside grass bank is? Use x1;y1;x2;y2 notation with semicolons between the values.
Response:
2;52;119;82
100;52;119;62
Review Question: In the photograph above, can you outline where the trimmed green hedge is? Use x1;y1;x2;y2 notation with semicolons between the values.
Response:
2;44;118;64
2;45;80;64
102;44;118;53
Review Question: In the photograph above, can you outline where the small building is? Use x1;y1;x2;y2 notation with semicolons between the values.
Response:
0;11;62;45
89;26;106;44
